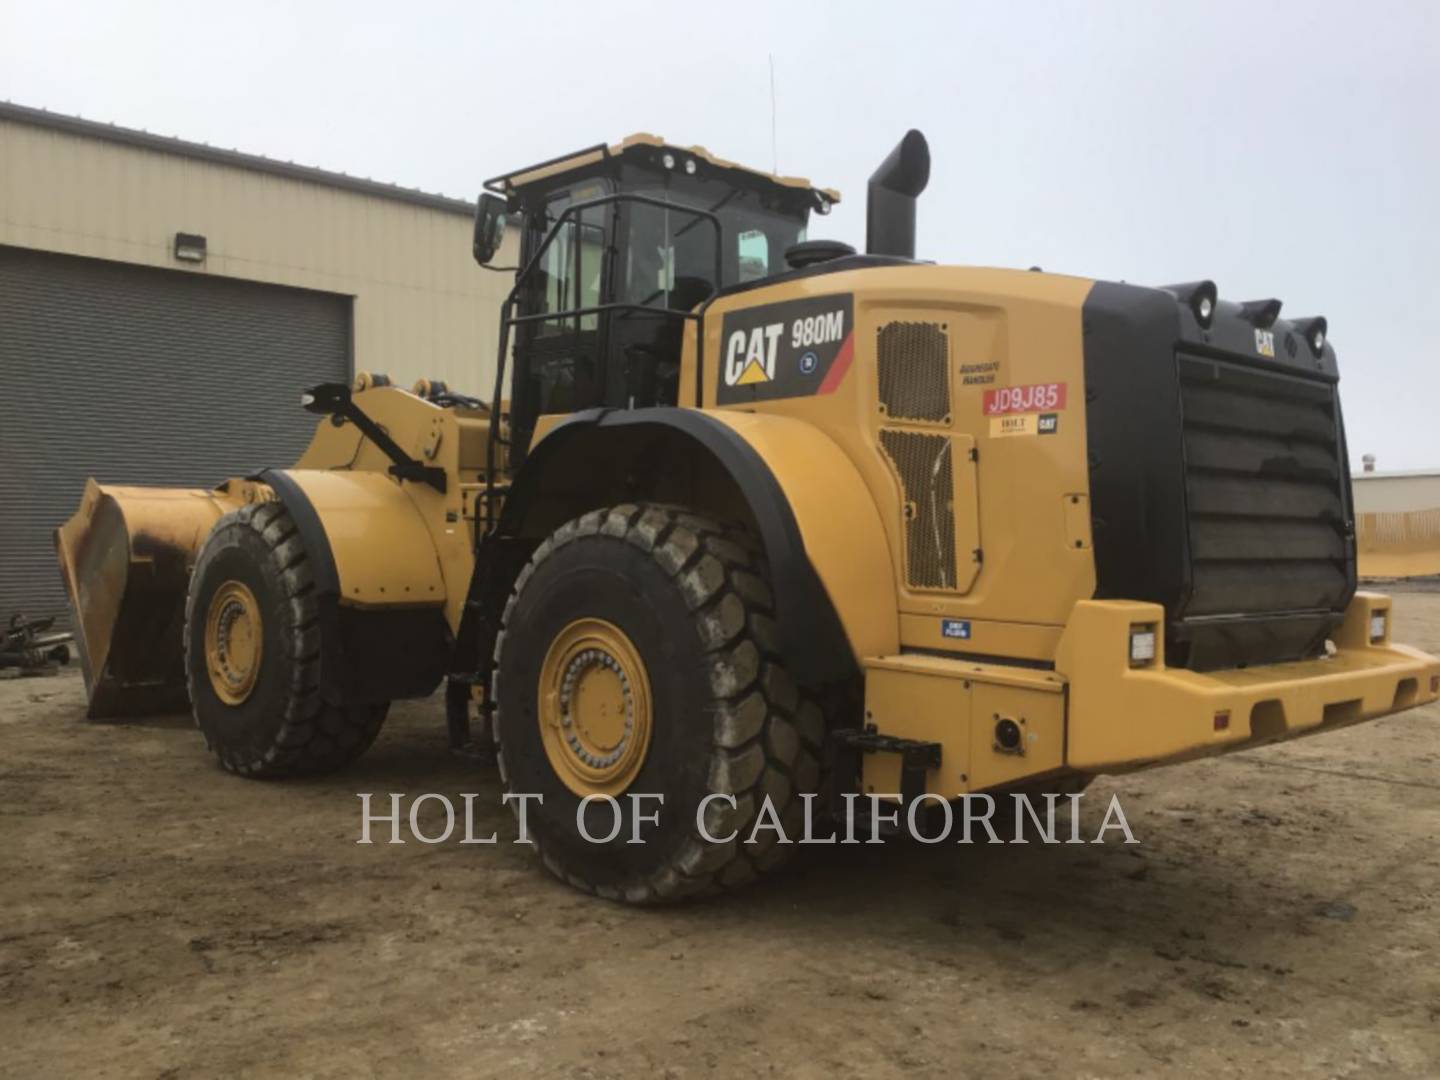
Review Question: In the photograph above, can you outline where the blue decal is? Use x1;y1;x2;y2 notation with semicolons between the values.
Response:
799;351;818;375
941;618;971;640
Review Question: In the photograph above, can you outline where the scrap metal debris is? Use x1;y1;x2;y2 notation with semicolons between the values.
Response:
0;613;74;675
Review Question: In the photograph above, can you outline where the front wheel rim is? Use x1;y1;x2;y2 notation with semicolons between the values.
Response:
204;580;263;705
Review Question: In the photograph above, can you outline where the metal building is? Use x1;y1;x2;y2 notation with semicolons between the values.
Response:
0;101;509;626
1352;469;1440;515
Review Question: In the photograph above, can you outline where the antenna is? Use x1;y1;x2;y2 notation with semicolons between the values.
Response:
769;54;778;174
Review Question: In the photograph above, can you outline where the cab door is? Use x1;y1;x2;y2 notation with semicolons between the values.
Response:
606;197;720;410
511;186;612;458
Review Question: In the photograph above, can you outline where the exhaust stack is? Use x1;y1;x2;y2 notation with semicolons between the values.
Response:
866;130;931;259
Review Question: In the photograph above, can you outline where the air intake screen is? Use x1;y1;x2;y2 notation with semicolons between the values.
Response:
877;321;950;422
880;429;957;590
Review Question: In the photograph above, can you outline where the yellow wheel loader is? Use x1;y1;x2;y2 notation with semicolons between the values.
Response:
57;130;1440;902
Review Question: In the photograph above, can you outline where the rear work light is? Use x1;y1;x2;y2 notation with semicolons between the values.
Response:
1369;611;1388;643
1129;625;1157;666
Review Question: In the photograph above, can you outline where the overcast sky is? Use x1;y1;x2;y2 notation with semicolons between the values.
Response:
3;0;1436;468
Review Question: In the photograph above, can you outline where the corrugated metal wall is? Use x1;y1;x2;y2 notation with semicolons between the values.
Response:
0;245;350;625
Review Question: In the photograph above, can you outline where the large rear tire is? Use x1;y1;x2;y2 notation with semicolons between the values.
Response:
493;503;825;904
184;501;387;778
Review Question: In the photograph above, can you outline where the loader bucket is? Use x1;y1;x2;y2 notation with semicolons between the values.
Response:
55;481;236;718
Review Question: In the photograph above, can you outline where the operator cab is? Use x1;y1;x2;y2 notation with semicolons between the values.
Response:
474;134;839;460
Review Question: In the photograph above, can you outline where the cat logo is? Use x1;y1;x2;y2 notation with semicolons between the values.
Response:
725;323;783;386
717;294;854;404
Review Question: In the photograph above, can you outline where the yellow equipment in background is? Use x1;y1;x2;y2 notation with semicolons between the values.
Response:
1357;509;1440;578
56;131;1440;903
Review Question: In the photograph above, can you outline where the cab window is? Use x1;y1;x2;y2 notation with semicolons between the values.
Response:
621;200;718;313
737;229;769;282
535;201;606;333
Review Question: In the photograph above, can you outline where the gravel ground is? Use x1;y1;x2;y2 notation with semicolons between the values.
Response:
2;587;1438;1078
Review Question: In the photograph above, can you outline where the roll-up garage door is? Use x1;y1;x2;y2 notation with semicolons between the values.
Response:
0;245;351;627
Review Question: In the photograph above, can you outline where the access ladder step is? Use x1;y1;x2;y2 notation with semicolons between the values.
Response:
830;728;942;805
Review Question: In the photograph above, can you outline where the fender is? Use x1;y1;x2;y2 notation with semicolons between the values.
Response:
259;468;451;705
496;407;899;685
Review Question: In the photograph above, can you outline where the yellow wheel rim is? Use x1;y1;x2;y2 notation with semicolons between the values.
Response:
538;618;653;798
204;580;263;705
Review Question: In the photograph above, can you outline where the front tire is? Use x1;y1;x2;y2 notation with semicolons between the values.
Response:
493;503;825;903
184;501;387;777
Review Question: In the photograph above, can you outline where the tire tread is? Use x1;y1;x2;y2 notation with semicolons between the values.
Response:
493;502;824;903
184;501;386;779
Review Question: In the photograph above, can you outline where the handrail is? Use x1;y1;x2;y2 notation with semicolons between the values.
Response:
483;142;610;196
507;302;704;326
499;192;723;324
481;193;724;533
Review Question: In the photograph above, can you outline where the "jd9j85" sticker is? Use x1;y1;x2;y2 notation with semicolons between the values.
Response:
982;382;1067;416
717;294;855;405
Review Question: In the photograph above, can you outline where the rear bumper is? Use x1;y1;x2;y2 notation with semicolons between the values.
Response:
1056;592;1440;771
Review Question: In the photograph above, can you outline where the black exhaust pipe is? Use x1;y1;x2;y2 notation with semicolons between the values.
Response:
866;130;930;259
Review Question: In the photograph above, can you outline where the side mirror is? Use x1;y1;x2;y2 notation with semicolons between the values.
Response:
473;193;508;265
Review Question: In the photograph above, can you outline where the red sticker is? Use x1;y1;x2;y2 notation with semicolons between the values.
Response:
983;382;1067;416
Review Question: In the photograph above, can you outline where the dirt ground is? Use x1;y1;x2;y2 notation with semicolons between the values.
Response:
3;589;1439;1079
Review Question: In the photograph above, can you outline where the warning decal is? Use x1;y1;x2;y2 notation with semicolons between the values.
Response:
983;382;1067;416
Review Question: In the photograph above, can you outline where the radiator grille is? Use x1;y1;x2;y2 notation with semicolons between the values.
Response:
877;321;950;422
880;429;957;590
1177;352;1350;621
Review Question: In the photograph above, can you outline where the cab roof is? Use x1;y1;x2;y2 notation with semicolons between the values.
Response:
484;132;841;206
